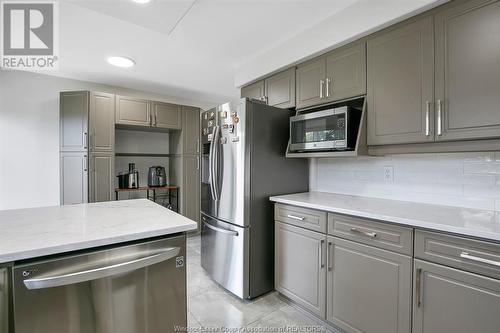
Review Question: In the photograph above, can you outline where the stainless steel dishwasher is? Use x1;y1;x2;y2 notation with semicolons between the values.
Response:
12;235;186;333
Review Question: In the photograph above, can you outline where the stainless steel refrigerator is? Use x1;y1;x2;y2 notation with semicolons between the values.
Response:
200;98;308;299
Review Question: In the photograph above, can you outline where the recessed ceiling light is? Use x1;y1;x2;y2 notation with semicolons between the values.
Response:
107;56;135;68
132;0;151;4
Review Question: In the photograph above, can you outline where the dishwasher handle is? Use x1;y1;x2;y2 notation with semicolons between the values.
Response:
23;247;180;290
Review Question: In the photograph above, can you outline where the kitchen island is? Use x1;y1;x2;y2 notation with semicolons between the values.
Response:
0;199;197;333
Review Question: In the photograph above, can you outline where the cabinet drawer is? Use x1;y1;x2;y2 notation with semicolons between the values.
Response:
415;230;500;280
275;204;327;233
328;213;413;255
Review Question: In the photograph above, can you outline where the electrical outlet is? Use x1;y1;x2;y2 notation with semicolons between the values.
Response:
384;166;394;183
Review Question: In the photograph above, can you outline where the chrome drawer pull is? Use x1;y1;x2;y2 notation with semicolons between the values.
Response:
349;228;377;238
287;214;305;221
460;252;500;267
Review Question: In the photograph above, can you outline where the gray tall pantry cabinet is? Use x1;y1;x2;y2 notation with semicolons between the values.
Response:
60;91;115;204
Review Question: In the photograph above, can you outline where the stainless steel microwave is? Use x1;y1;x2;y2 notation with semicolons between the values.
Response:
289;106;361;152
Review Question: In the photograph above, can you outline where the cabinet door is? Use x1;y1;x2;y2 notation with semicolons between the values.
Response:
115;95;150;126
275;222;327;318
60;152;88;205
413;259;500;333
60;91;89;152
0;267;7;333
241;80;264;101
89;152;114;203
296;58;326;109
153;101;181;129
327;237;411;333
435;0;500;141
367;17;434;145
183;106;200;155
90;92;114;152
264;68;296;108
325;42;366;103
183;155;200;225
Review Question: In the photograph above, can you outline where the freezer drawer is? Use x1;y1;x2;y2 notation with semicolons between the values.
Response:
201;214;249;298
12;235;187;333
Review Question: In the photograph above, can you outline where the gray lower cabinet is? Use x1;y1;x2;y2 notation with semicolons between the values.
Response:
89;152;114;203
296;58;326;109
0;267;8;333
413;259;500;333
152;101;182;129
327;236;411;333
60;152;88;205
90;92;115;152
115;95;151;126
324;42;366;103
240;80;265;101
367;16;434;145
182;106;200;155
183;155;200;224
435;0;500;141
275;222;326;317
264;68;296;108
60;91;89;152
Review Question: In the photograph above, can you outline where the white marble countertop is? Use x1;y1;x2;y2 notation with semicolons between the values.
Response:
270;192;500;243
0;199;197;264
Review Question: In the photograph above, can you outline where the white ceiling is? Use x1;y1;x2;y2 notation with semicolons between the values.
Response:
48;0;445;105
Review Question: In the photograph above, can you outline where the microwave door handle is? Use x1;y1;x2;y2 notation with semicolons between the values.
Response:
23;247;180;290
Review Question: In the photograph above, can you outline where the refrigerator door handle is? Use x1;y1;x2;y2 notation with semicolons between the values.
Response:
23;247;180;290
211;125;221;201
203;219;238;237
208;126;219;200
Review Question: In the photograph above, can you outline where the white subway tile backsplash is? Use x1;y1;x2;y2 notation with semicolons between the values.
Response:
313;152;500;211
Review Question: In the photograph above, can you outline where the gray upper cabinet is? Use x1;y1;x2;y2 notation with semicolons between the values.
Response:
325;42;366;103
413;259;500;333
152;101;181;129
296;58;326;109
90;92;115;152
182;106;200;155
367;16;434;145
435;0;500;141
60;91;89;152
296;42;367;109
241;80;265;101
264;68;296;108
60;152;88;205
115;95;151;127
275;222;327;318
183;155;200;225
89;152;114;203
327;236;412;333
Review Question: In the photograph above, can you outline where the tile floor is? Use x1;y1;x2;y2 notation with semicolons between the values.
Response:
186;235;337;332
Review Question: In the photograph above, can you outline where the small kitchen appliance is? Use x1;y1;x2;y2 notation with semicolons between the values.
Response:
148;166;167;187
116;163;139;189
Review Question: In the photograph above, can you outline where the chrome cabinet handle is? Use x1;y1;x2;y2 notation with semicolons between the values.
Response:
325;78;331;98
327;241;333;271
83;155;88;172
425;101;430;136
416;268;422;308
23;247;180;290
149;114;153;126
83;132;88;149
349;228;377;238
319;240;325;268
154;112;157;127
319;80;325;99
203;219;238;236
437;99;443;136
287;214;305;221
196;138;200;153
196;156;200;170
460;252;500;267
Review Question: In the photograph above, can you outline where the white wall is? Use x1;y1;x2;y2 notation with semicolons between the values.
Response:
0;70;215;210
310;152;500;211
